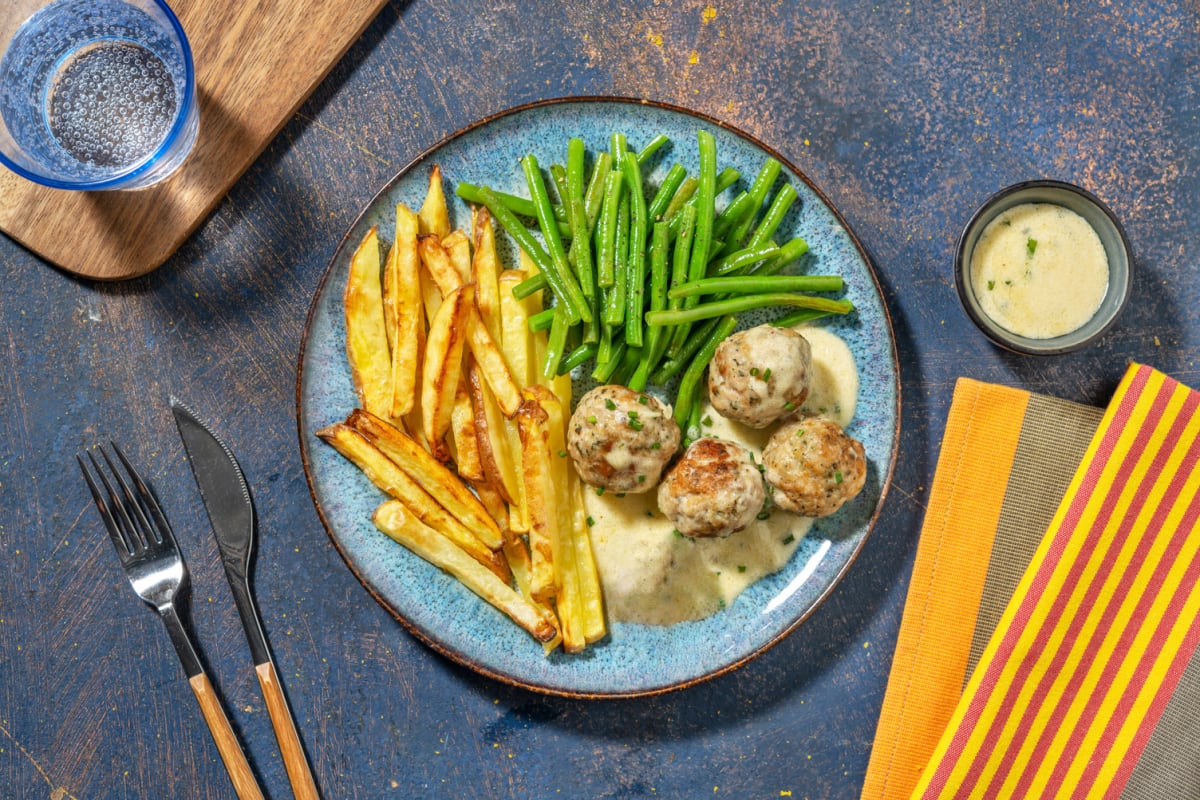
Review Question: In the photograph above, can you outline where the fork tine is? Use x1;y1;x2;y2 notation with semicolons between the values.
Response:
78;452;134;558
111;440;176;549
99;444;156;553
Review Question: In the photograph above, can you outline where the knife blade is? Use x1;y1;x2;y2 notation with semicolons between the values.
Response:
171;397;321;800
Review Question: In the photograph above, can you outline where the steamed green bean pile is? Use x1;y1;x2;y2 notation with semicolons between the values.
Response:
455;130;853;427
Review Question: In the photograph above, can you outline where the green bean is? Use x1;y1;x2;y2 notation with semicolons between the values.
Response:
665;130;717;357
647;164;687;222
610;132;627;165
662;176;697;222
476;186;581;321
674;314;738;426
551;164;572;224
771;307;844;327
520;155;591;323
603;193;630;326
712;190;755;241
623;154;649;349
542;307;570;379
456;183;572;237
593;335;625;381
747;236;810;278
669;274;844;299
721;158;781;255
664;205;697;343
610;343;643;386
709;242;780;277
746;182;798;250
582;152;612;235
513;272;547;299
637;134;670;165
648;293;854;328
628;221;672;392
650;316;722;385
684;399;704;448
528;306;556;332
558;342;598;375
595;171;622;289
566;138;595;303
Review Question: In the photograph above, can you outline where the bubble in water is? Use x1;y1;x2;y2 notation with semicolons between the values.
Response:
47;41;177;169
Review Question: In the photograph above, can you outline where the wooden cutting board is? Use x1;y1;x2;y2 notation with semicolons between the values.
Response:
0;0;388;281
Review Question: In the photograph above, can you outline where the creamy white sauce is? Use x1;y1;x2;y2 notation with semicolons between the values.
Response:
970;202;1109;339
585;325;859;626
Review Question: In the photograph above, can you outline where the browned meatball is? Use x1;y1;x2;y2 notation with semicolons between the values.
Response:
762;415;866;517
567;385;680;493
657;437;765;537
708;325;813;428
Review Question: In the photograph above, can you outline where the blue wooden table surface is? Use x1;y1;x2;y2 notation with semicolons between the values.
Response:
2;2;1196;798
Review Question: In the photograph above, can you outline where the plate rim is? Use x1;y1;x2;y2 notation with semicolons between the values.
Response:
294;95;902;699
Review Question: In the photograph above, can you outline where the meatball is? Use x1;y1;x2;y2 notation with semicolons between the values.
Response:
708;325;813;428
568;385;680;493
762;415;866;518
657;437;765;537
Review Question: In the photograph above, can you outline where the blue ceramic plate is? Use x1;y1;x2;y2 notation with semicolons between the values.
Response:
297;98;899;698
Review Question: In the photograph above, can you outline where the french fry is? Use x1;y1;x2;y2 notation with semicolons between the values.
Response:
536;385;585;652
571;477;606;644
419;234;465;298
316;423;507;579
498;270;539;388
421;284;471;461
344;227;391;418
443;229;472;285
418;164;451;239
450;373;485;483
468;362;518;505
386;203;422;418
516;390;559;603
466;305;522;417
472;206;502;346
373;500;557;643
470;479;509;532
347;408;504;550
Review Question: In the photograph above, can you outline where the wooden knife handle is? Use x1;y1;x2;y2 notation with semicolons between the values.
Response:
256;661;321;800
188;673;265;800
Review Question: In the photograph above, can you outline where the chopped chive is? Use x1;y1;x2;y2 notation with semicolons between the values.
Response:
558;450;567;458
763;368;772;381
587;516;596;527
737;564;747;573
604;398;616;411
650;441;662;450
834;470;844;484
756;511;770;521
596;486;605;496
588;415;598;424
782;534;796;545
1027;237;1038;255
638;394;649;405
784;401;795;411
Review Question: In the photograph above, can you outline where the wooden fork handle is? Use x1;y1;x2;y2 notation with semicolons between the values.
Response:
188;673;266;800
256;661;321;800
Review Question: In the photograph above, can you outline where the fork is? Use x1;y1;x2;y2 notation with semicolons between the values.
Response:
79;443;266;800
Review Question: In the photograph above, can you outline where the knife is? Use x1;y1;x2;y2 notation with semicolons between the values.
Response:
171;398;321;800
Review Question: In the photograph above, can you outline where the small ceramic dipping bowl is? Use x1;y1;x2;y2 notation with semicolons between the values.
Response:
955;179;1132;355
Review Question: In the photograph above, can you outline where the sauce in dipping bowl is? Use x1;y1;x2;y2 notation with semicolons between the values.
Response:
955;180;1132;355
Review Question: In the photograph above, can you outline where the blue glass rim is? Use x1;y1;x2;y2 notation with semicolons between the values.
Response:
0;0;197;191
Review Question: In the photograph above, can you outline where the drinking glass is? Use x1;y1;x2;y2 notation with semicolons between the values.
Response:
0;0;198;190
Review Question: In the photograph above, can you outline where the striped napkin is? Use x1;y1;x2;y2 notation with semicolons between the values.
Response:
862;363;1200;800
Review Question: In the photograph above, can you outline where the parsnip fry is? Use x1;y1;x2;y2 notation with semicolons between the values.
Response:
537;385;585;653
421;284;471;461
344;227;391;417
516;391;558;603
571;477;607;644
389;203;422;418
468;362;518;505
418;164;451;238
450;373;485;482
419;234;465;298
498;270;539;389
443;229;472;284
373;500;556;643
467;305;522;417
472;206;502;345
316;423;507;579
347;408;503;550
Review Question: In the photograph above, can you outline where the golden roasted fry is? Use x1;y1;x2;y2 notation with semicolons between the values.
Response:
466;305;522;417
443;230;472;285
468;362;518;506
470;479;509;532
344;227;391;418
388;203;422;418
421;284;471;461
418;164;451;239
450;373;485;483
571;476;606;644
498;269;539;389
316;423;507;579
516;390;558;603
373;500;557;643
346;408;504;550
472;207;502;345
418;234;465;299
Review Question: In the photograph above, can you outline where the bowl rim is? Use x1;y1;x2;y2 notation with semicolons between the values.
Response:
954;178;1133;356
